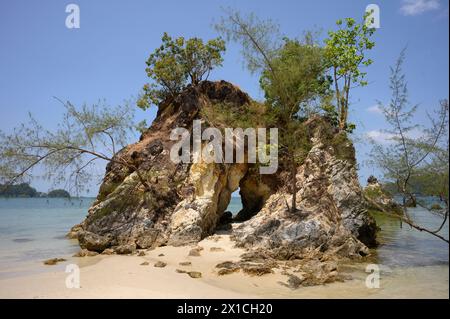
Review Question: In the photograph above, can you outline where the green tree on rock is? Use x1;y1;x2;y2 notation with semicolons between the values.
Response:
138;33;226;111
216;10;331;213
260;37;332;121
324;15;375;131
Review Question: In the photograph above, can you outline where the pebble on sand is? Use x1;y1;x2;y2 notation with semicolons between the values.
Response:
43;258;66;265
154;261;167;268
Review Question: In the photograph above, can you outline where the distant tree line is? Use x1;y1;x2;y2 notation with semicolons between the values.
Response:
0;183;70;198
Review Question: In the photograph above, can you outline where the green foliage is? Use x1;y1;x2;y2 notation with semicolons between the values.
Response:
201;100;275;130
0;99;136;195
279;120;312;165
215;9;378;214
369;49;449;210
215;9;281;74
259;37;332;120
409;165;449;200
318;95;338;126
364;186;384;200
138;33;226;110
135;120;148;135
331;131;355;162
381;182;398;195
216;9;347;212
201;100;312;166
345;122;356;133
324;14;376;130
324;16;375;85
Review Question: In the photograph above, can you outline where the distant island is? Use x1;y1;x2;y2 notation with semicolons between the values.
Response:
0;183;70;198
47;189;71;198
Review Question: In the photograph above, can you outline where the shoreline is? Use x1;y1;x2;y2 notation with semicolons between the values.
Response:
0;234;448;299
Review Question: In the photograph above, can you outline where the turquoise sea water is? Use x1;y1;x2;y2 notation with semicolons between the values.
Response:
371;207;449;267
0;198;94;276
227;197;243;215
0;197;447;278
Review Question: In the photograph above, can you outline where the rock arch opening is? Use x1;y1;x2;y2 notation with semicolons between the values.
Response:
215;168;273;232
228;189;243;217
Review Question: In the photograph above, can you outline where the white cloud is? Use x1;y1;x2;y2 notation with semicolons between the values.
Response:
366;105;382;114
400;0;440;16
365;127;424;144
366;130;395;144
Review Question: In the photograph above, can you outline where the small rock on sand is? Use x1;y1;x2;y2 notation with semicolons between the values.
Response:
154;261;167;268
176;269;201;278
241;264;274;276
279;273;304;289
215;261;237;269
187;271;202;278
73;249;98;257
43;258;66;265
158;253;164;257
179;261;192;266
188;248;202;257
138;251;146;256
218;268;240;276
210;247;225;252
140;261;150;266
102;248;115;255
114;244;136;255
216;261;240;275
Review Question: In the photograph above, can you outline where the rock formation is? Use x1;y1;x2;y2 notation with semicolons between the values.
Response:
69;80;377;271
363;175;402;215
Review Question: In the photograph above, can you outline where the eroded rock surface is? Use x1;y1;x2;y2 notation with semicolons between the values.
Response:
71;81;254;249
231;118;377;258
70;80;377;284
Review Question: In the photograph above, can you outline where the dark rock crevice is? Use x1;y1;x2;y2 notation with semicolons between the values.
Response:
233;169;273;222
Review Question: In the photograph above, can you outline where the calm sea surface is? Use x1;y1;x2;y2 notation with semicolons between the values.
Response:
0;198;93;276
0;197;448;278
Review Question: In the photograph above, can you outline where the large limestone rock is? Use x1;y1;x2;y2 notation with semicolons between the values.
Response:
232;119;377;258
70;80;377;263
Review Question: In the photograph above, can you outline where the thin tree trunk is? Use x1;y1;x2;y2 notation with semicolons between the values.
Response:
290;158;297;213
339;75;351;130
339;106;346;130
333;67;345;130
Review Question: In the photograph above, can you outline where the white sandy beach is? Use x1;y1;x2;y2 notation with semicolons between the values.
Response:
0;234;448;299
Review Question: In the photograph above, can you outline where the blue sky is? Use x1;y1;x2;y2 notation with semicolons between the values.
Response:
0;0;448;195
